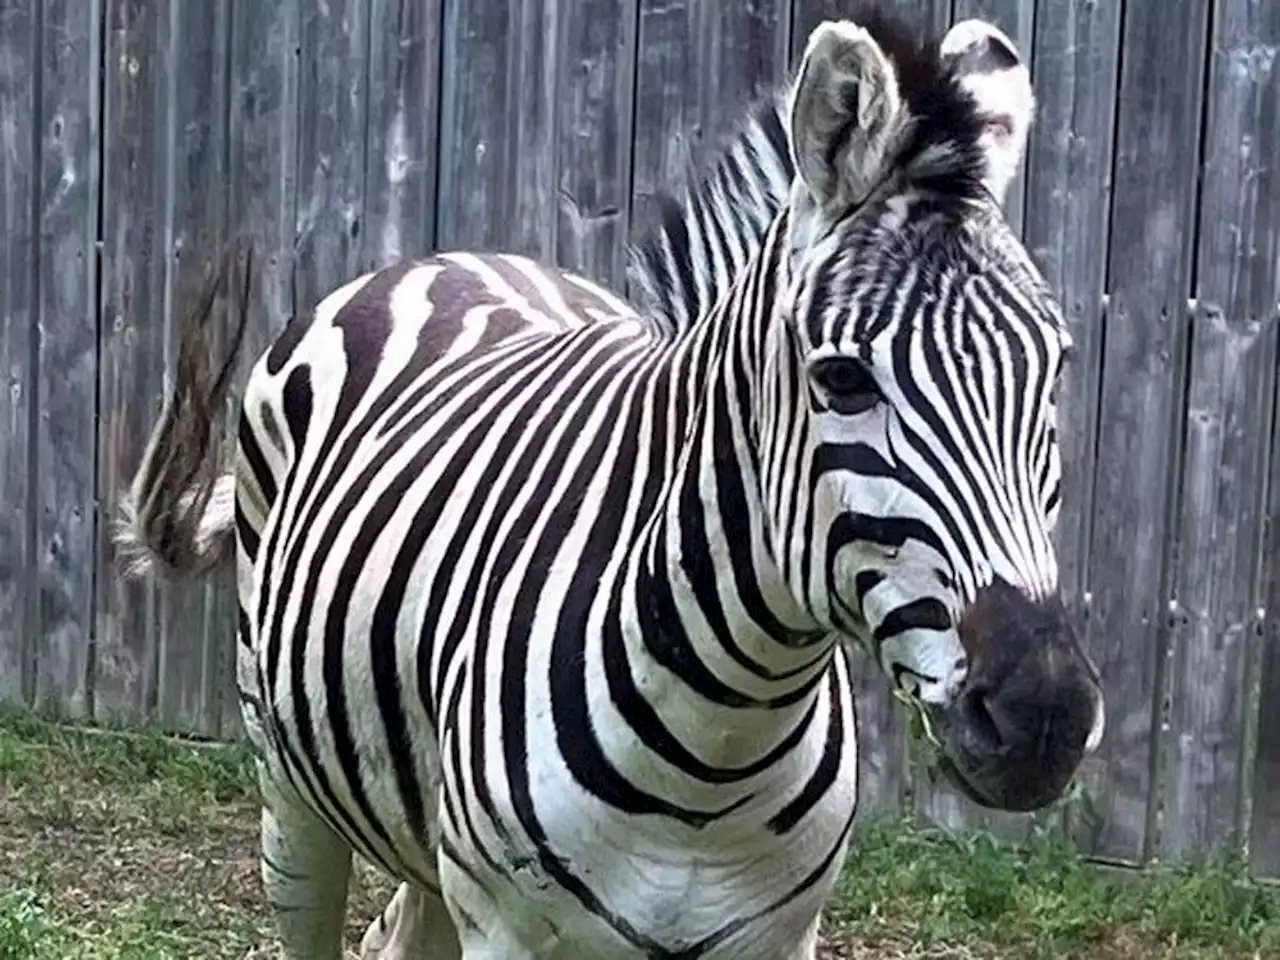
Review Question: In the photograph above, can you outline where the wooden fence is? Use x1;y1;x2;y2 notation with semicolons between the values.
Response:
1;0;1278;877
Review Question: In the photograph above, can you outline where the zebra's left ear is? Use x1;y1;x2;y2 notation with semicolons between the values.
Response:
787;21;903;215
941;19;1035;204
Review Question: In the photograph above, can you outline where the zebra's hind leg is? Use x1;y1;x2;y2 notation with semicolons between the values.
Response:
788;913;822;960
258;765;353;960
360;881;462;959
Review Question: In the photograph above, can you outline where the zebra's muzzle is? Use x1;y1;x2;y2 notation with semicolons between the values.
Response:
929;578;1104;812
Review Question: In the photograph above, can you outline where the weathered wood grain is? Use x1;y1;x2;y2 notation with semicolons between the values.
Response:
1253;364;1280;876
361;0;444;268
628;0;791;259
434;0;516;251
155;0;234;738
790;0;953;63
846;646;911;819
1080;0;1212;864
221;0;304;738
0;0;37;708
31;0;103;720
789;0;849;62
552;0;640;287
628;0;701;273
293;0;371;311
423;0;565;265
95;0;175;725
1164;0;1280;869
501;0;560;262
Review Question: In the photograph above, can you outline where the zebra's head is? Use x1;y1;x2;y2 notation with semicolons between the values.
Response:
769;13;1105;812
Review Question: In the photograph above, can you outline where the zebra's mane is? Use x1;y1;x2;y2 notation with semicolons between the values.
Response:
625;92;794;336
625;5;995;334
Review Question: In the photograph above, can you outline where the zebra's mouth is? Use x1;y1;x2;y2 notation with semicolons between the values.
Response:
925;693;1089;813
934;752;1002;808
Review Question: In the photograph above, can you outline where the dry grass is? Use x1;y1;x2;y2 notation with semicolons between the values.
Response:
1;710;1277;959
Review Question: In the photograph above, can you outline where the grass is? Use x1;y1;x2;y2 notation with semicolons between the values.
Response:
1;710;1277;959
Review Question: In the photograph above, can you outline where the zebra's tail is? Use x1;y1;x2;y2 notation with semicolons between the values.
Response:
114;238;255;581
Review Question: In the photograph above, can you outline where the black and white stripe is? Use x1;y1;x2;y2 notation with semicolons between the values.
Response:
115;9;1103;960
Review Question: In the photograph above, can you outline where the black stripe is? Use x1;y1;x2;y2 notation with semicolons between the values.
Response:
235;500;260;562
238;412;277;505
872;597;952;664
768;667;843;834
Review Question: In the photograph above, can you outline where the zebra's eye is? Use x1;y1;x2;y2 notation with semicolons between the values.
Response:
810;357;880;414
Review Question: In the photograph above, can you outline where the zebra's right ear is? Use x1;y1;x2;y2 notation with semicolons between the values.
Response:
787;21;902;215
940;19;1035;205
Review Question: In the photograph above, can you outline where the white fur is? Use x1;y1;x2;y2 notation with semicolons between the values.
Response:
941;19;1036;203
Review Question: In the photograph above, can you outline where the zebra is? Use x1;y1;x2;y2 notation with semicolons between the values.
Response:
115;8;1106;959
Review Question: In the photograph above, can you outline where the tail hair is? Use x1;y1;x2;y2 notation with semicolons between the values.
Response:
114;238;255;581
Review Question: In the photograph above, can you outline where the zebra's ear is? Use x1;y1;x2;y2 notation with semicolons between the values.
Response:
940;19;1035;204
787;21;902;214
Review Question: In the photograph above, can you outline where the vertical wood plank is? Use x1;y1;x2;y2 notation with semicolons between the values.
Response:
361;0;444;268
31;0;104;720
552;0;640;287
0;0;38;708
628;0;791;252
502;0;560;262
434;0;515;251
627;0;699;264
1080;0;1212;863
1163;0;1280;869
221;0;303;738
95;0;174;726
438;0;645;285
1252;374;1280;876
790;0;953;64
950;0;1035;235
847;647;911;819
155;0;234;737
293;0;372;311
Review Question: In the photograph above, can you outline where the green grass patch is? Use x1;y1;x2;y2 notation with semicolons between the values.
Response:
830;817;1279;958
2;710;1278;958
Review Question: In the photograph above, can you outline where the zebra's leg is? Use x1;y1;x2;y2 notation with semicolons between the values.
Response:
360;881;462;959
787;913;823;960
258;764;353;960
434;850;550;959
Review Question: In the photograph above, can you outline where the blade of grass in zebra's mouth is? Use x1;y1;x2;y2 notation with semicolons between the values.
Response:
896;698;1001;807
892;689;1000;806
894;687;943;751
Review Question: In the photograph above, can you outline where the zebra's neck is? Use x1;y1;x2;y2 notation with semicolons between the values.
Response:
630;212;834;725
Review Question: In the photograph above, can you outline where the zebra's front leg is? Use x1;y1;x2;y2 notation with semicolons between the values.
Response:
258;763;353;960
361;881;462;959
434;848;553;960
